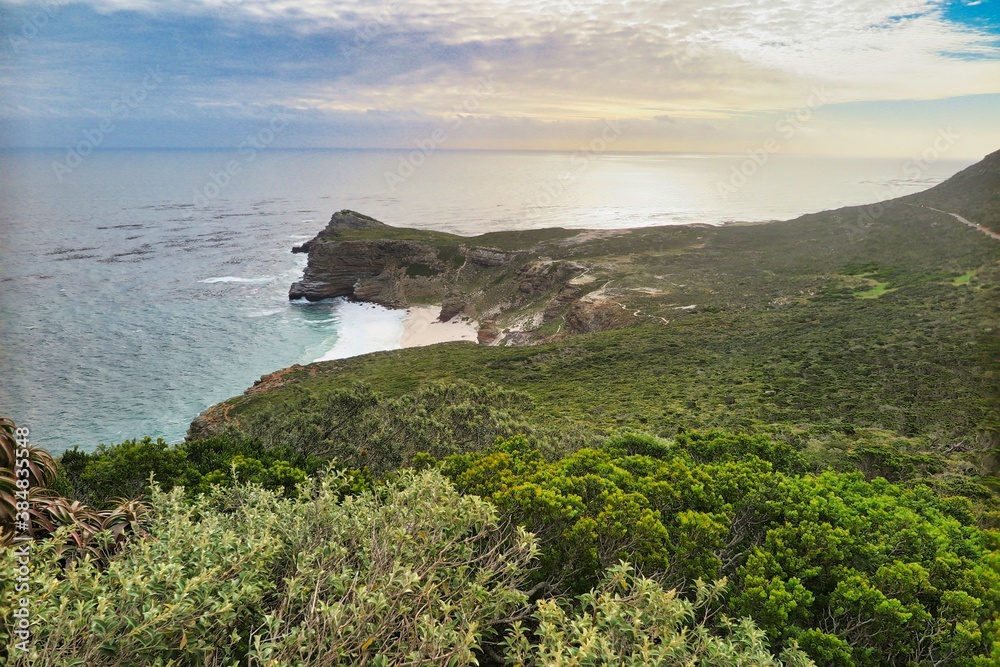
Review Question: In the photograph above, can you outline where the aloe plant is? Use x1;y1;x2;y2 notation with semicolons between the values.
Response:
0;416;58;529
1;416;150;566
0;417;58;488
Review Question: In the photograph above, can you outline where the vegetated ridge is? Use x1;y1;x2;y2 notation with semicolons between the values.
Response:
193;148;999;458
6;150;999;667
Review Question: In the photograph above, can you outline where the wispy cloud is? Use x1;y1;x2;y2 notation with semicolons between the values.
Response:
1;0;998;154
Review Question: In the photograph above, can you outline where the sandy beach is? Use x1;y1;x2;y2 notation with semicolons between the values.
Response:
401;305;478;348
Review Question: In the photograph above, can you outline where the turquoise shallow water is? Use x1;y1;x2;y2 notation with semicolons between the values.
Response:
0;149;972;453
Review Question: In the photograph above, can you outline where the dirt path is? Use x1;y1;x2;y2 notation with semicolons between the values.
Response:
919;205;1000;241
612;300;670;326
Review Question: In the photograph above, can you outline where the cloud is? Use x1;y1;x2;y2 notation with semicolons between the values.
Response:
1;0;998;153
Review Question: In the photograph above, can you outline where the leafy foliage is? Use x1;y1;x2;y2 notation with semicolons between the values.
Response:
226;380;593;474
55;436;200;504
253;469;536;666
440;434;1000;666
56;433;321;507
2;417;150;564
1;470;538;666
504;562;814;667
56;381;598;509
732;473;1000;667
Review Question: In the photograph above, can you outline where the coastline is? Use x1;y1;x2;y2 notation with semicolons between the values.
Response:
401;305;478;348
313;302;477;363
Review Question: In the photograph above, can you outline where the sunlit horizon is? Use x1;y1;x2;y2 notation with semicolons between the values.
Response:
1;0;999;158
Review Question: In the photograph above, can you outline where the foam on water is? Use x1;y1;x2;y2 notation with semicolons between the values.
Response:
198;276;276;285
0;149;975;452
315;300;405;362
245;308;285;318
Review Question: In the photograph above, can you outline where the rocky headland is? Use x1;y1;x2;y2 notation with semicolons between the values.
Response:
287;147;1000;350
190;149;999;445
288;209;638;345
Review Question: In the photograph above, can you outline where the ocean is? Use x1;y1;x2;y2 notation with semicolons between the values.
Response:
0;148;972;453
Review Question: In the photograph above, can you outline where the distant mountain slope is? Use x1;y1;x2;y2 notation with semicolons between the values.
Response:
904;148;1000;233
192;148;1000;446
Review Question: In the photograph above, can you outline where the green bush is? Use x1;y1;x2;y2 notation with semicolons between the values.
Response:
439;435;1000;666
503;562;814;667
2;470;537;666
252;469;536;666
672;429;806;473
56;437;200;506
56;434;320;506
2;483;283;663
731;473;1000;667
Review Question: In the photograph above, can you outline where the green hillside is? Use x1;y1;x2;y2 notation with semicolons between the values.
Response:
6;153;999;666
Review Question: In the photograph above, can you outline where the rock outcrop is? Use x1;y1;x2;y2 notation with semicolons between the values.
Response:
289;238;439;304
289;210;639;345
289;211;449;306
439;293;469;322
476;320;501;345
515;259;584;296
564;298;634;334
467;246;518;267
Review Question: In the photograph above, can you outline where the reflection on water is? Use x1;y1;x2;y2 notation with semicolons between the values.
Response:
0;149;973;451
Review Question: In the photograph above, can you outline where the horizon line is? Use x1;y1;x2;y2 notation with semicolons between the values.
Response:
0;146;988;161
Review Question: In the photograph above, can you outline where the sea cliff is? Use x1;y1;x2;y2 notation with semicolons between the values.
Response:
288;210;639;344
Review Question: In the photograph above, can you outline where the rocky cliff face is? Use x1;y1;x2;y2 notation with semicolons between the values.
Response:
289;211;451;307
289;237;445;306
289;210;646;343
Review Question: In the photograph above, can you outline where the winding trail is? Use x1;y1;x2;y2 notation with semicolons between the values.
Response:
918;205;1000;241
612;300;670;326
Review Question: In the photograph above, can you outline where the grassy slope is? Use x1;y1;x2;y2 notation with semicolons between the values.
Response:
196;200;999;467
905;147;1000;233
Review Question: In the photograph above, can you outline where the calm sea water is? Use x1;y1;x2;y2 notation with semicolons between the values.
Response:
0;149;972;453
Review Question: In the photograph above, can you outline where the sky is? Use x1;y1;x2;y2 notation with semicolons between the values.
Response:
1;0;999;157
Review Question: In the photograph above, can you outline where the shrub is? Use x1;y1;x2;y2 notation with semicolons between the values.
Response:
2;470;537;666
252;469;537;666
57;433;322;506
440;436;1000;666
56;437;200;505
3;484;284;664
503;562;814;667
229;381;591;475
